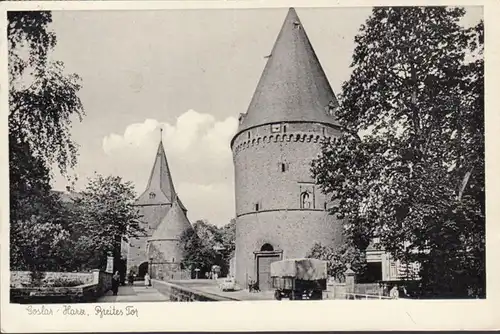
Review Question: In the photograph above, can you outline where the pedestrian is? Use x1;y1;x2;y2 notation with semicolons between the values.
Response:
128;271;134;285
144;272;151;287
112;271;120;296
390;285;399;299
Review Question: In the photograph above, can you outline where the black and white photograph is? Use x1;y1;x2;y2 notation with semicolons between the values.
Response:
1;0;495;331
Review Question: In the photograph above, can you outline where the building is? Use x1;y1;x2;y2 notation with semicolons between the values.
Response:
123;139;192;279
230;8;344;290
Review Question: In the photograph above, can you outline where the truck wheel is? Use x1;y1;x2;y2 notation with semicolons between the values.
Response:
311;291;322;300
274;290;282;301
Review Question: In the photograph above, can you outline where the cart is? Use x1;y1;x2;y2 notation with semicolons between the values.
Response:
271;258;327;300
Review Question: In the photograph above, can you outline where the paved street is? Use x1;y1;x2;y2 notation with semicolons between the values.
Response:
97;279;276;302
98;282;168;302
172;279;275;301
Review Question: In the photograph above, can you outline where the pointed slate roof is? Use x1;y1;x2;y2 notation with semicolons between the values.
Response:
150;199;192;241
135;140;186;211
237;8;339;133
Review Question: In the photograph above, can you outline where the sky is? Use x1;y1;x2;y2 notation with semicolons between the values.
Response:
48;7;482;227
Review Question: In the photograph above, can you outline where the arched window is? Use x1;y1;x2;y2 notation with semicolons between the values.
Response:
261;243;274;252
301;191;312;209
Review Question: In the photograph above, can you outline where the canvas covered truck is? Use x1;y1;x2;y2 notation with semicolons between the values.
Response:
270;258;328;300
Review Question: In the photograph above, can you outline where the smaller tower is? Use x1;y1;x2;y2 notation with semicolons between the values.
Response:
125;134;188;278
147;197;192;280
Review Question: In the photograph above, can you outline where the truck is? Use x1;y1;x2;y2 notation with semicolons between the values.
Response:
270;258;328;300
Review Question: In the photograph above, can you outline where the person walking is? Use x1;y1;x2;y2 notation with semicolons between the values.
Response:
390;285;399;300
128;271;134;286
144;272;151;288
112;271;120;296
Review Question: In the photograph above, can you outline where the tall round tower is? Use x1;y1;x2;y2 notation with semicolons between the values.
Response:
231;8;343;290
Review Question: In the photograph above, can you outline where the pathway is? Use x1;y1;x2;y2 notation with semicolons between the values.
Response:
98;282;169;303
172;279;275;301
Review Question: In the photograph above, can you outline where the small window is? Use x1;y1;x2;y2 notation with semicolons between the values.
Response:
301;191;312;209
248;132;251;139
324;202;327;210
271;124;281;133
149;192;156;199
255;203;260;211
283;125;287;133
172;258;175;263
261;243;274;252
281;163;286;172
322;127;326;136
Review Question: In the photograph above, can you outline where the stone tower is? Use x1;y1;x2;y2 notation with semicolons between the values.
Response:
231;8;343;290
147;197;192;280
124;138;189;278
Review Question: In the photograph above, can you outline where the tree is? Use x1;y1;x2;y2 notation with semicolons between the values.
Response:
10;189;74;272
179;221;218;277
179;219;236;277
307;243;366;283
220;219;236;259
8;12;84;173
69;174;145;271
312;7;484;298
8;11;85;270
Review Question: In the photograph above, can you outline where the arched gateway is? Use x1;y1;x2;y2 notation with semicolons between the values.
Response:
254;243;282;291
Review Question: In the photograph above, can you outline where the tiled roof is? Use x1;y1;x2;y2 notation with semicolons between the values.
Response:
236;8;339;134
135;141;186;212
150;200;192;241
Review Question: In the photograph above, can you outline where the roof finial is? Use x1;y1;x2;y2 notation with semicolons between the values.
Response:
160;125;163;143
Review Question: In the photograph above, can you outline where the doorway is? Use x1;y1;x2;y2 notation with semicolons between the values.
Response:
254;244;282;291
138;261;149;279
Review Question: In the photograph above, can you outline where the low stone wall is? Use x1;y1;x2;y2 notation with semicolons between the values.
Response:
152;280;239;302
355;283;384;296
325;282;346;299
325;281;386;299
10;271;94;288
97;270;113;295
10;270;113;304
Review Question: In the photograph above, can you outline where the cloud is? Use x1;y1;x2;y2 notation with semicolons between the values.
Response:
102;109;238;225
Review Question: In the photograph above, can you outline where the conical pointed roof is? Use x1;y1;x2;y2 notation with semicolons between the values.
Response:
135;140;186;211
150;199;192;241
237;8;339;133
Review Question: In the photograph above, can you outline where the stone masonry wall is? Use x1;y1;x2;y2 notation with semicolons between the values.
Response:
10;271;94;288
232;122;343;286
152;280;238;302
10;270;112;304
232;122;342;215
126;204;171;273
235;210;342;285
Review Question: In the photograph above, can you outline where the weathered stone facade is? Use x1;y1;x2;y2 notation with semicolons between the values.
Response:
10;271;94;288
10;270;113;304
126;205;172;273
231;8;344;288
